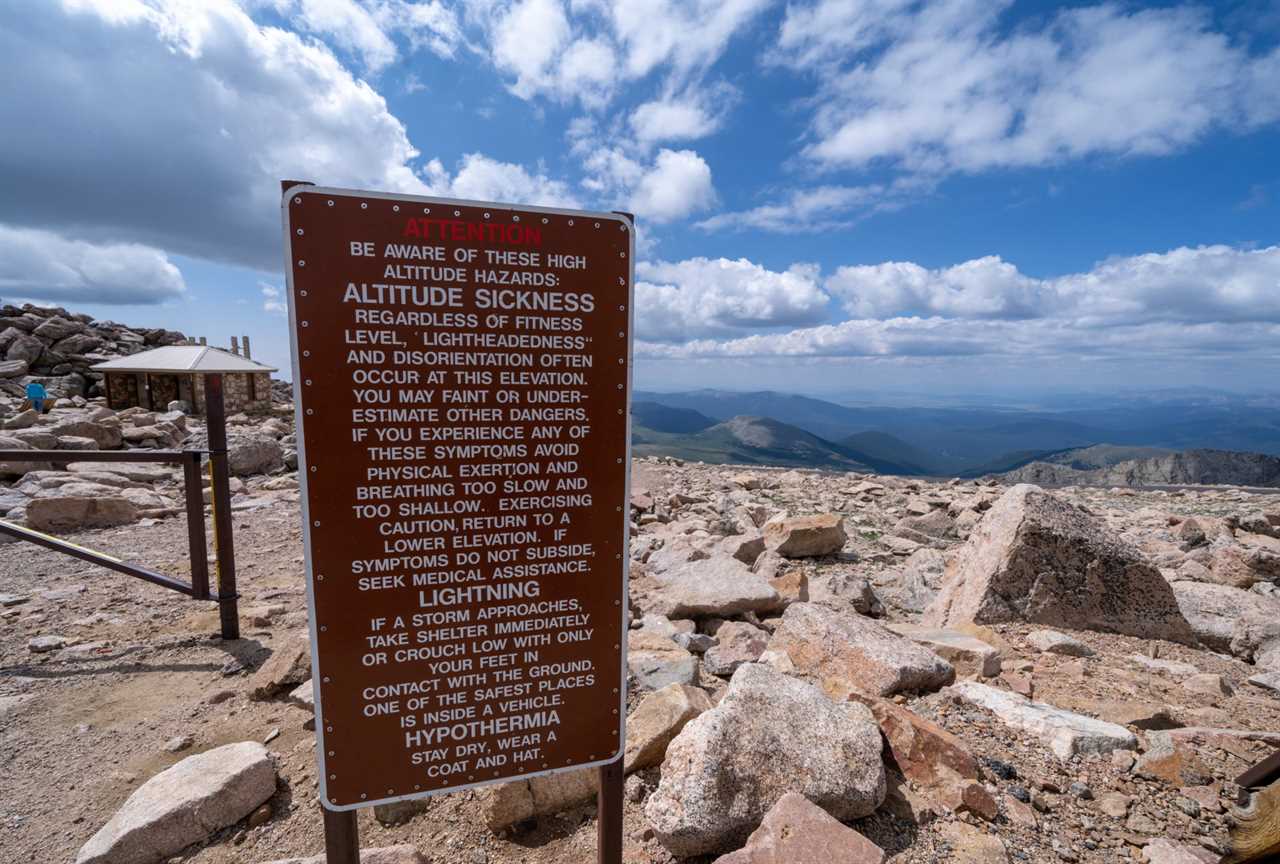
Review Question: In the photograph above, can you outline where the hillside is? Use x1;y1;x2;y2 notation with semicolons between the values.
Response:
631;400;717;434
997;447;1280;488
639;388;1280;473
632;415;924;473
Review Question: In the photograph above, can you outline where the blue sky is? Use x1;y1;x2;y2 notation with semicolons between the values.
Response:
1;0;1278;398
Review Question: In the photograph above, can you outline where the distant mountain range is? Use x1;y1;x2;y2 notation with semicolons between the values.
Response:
629;389;1280;486
997;447;1280;488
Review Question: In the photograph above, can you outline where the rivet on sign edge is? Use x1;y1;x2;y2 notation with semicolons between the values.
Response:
454;210;461;216
393;205;399;212
512;215;520;222
327;200;334;206
361;202;368;209
298;261;306;268
300;290;308;297
423;207;430;214
541;217;548;223
483;212;490;219
568;219;574;225
296;228;304;235
294;197;301;203
594;222;600;228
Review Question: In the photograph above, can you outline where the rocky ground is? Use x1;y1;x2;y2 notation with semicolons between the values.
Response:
4;412;1280;863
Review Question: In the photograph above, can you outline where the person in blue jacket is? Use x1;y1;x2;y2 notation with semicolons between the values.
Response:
25;381;48;413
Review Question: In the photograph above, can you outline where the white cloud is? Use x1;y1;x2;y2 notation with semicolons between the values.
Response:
0;225;186;305
580;146;716;223
491;0;572;98
424;153;582;208
633;244;1280;364
287;0;399;70
462;0;765;112
635;257;829;341
609;0;771;80
630;88;731;143
271;0;463;69
1;0;428;270
779;0;1280;173
628;149;716;222
261;282;287;316
826;245;1280;325
697;184;900;233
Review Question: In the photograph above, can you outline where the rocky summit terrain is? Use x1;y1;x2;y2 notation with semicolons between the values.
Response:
3;416;1280;864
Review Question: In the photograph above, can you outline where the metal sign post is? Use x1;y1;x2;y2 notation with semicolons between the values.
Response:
281;184;632;862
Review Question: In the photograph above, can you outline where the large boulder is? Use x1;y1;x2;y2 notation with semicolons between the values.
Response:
645;555;781;618
847;693;980;793
713;792;886;864
0;358;28;378
624;683;713;772
75;742;276;864
645;663;886;857
885;623;1002;677
762;514;847;558
26;495;139;531
481;768;596;831
33;316;85;341
1172;582;1278;654
923;485;1195;644
765;602;955;698
229;434;285;476
49;419;123;450
950;682;1137;761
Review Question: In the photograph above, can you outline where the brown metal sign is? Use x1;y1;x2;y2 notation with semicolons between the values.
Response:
281;185;632;811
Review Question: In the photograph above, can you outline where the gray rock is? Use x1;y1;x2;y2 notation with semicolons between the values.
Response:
628;630;698;690
885;623;1002;677
702;621;770;677
75;742;276;864
949;682;1137;761
766;602;955;698
924;485;1195;644
1172;581;1277;654
25;495;139;531
1027;630;1095;657
229;434;285;476
0;358;28;378
49;419;122;450
29;634;69;652
648;555;781;618
645;664;885;857
883;547;946;613
1247;670;1280;694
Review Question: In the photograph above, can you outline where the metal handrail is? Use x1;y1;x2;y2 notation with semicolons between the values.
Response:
0;447;224;611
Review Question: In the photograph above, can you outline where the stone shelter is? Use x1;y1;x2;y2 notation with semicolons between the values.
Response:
91;344;278;415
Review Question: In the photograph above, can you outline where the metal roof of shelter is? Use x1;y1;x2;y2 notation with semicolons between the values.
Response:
91;345;278;375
